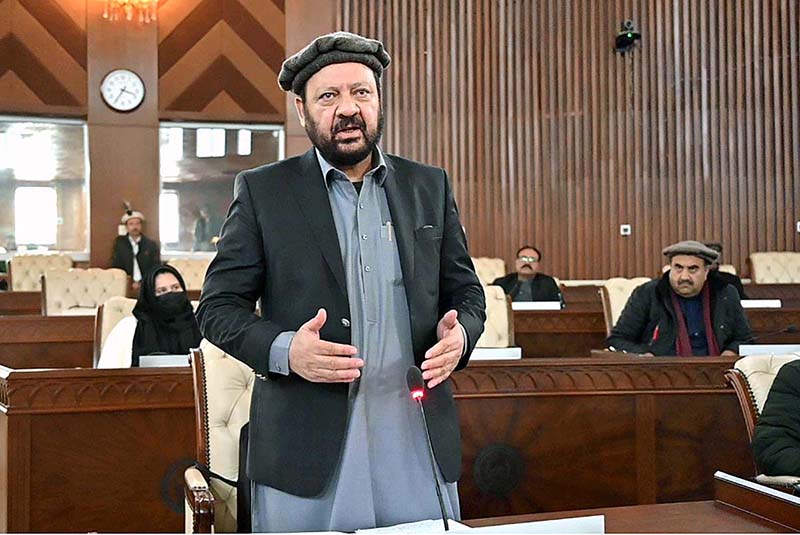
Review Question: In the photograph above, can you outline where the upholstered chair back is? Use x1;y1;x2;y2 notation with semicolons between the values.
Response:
600;277;651;334
719;264;737;275
186;342;253;533
94;296;138;362
476;285;513;348
168;258;212;291
471;257;506;286
9;254;72;291
749;252;800;283
43;268;128;316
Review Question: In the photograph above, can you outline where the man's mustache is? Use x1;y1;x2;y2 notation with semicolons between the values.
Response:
332;116;366;134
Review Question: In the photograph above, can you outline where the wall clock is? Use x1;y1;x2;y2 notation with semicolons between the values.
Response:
100;69;145;112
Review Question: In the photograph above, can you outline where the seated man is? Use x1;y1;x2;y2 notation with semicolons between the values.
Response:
704;242;747;299
606;240;753;356
752;359;800;476
492;245;561;302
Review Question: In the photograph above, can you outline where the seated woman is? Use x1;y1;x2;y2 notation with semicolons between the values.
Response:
98;264;202;368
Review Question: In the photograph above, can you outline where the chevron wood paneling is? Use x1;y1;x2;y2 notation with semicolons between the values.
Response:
0;0;87;114
339;0;800;279
158;0;286;121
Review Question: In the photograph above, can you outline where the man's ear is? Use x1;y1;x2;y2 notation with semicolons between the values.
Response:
294;97;306;128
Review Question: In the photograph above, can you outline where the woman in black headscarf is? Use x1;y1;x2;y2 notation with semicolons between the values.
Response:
130;264;202;366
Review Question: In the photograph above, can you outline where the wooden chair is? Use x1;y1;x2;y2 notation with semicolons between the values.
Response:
184;342;253;533
724;354;800;491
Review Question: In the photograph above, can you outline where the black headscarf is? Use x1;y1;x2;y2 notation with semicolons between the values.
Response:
131;264;202;366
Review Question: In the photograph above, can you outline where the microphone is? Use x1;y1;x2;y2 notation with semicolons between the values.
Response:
751;325;798;342
406;366;449;531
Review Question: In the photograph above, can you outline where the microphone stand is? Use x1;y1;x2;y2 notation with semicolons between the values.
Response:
412;396;450;531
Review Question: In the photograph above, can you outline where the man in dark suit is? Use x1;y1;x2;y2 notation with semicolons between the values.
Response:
492;245;562;302
110;210;160;290
197;32;485;532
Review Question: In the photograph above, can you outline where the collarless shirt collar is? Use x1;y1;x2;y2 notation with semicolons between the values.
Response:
315;148;388;188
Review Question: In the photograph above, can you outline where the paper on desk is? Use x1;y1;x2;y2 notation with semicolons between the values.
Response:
356;519;470;533
356;515;604;534
457;515;605;534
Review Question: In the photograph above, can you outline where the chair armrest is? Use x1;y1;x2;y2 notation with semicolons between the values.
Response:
184;467;215;533
755;473;800;490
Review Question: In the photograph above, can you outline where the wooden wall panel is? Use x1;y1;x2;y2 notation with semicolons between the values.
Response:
339;0;800;279
158;0;286;122
0;0;87;115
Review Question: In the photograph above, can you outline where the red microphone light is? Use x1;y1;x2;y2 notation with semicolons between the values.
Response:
411;388;424;401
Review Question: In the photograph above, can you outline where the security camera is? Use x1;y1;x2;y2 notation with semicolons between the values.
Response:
615;20;641;54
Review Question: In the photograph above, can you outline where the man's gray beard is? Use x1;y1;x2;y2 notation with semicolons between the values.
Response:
304;111;384;168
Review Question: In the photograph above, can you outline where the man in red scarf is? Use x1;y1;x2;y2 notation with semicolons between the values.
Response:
606;240;753;356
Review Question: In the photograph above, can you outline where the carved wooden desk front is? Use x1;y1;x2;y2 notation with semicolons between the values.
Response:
452;356;752;519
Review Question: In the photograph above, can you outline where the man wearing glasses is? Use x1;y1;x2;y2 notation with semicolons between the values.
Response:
492;245;561;302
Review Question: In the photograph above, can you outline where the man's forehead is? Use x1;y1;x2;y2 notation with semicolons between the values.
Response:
670;254;704;266
306;63;377;91
519;248;538;257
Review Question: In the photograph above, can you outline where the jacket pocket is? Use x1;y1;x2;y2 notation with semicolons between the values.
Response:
414;225;443;241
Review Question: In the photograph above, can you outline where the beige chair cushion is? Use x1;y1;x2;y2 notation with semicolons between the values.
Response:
199;340;254;533
749;252;800;283
602;277;651;328
44;268;128;316
719;264;737;275
476;285;512;348
9;254;72;291
167;258;212;291
734;354;800;415
472;257;506;286
97;316;137;368
99;296;137;353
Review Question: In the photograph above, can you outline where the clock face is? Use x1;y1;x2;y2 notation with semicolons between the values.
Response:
100;69;145;112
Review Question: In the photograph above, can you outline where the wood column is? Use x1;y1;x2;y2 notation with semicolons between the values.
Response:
283;0;338;157
86;0;159;266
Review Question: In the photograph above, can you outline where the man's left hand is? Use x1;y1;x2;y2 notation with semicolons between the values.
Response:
422;309;464;389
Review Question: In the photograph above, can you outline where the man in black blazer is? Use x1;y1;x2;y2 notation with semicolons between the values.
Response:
197;32;485;532
110;210;160;289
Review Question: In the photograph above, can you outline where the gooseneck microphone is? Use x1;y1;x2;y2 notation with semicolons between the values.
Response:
752;324;798;342
406;366;449;531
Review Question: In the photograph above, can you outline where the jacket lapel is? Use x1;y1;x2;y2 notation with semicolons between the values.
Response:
383;156;416;282
291;149;348;296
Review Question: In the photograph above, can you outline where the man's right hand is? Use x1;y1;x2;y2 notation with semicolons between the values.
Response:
288;308;363;383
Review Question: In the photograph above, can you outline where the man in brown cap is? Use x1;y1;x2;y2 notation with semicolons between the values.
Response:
198;32;485;531
606;240;752;356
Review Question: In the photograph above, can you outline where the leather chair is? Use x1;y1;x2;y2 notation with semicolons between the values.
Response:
8;253;72;291
724;354;800;490
185;342;253;533
749;252;800;284
167;258;212;291
476;285;513;348
42;268;128;316
600;277;651;335
93;296;137;366
471;257;506;286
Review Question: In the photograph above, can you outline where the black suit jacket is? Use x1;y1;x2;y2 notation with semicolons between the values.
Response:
197;149;485;497
110;234;161;278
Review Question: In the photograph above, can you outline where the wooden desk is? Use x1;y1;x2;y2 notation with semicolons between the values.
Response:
0;365;196;533
747;307;800;343
560;285;602;312
513;309;606;357
465;472;800;532
0;291;41;316
747;283;800;308
453;356;753;519
0;315;94;369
